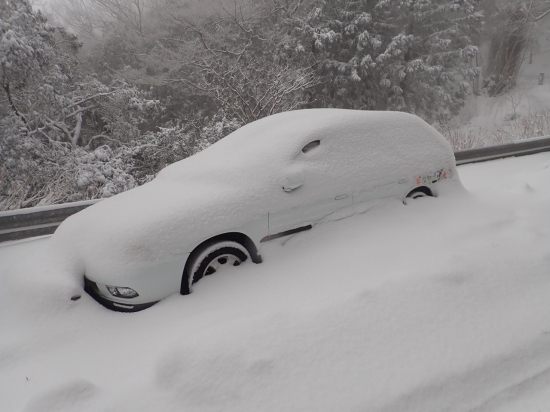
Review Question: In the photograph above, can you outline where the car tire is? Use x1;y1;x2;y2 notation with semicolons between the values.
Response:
404;188;431;205
187;241;249;292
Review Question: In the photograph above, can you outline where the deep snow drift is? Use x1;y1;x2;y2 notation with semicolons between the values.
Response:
1;153;550;412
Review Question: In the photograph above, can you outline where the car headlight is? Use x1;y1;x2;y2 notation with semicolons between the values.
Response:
106;286;139;299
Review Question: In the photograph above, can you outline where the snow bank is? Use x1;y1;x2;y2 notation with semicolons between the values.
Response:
1;152;550;411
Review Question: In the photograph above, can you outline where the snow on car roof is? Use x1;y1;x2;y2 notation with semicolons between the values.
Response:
158;108;453;184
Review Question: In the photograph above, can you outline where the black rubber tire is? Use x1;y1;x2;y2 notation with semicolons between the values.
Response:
191;246;248;285
404;188;432;204
408;191;428;200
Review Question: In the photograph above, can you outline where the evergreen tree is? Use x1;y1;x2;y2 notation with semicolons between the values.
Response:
288;0;483;122
0;0;59;125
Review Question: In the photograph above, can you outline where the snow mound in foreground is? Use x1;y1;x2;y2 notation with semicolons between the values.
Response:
1;153;550;412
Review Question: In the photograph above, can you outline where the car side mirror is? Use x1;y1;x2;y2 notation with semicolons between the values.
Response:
282;170;305;192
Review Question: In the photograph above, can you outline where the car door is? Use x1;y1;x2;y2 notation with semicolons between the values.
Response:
263;139;352;243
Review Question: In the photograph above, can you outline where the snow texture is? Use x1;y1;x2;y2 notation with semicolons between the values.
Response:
1;150;550;412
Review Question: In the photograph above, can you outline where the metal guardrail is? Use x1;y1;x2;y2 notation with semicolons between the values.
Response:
0;200;101;244
1;135;550;244
454;135;550;165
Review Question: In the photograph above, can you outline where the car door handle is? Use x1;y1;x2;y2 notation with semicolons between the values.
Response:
335;194;348;200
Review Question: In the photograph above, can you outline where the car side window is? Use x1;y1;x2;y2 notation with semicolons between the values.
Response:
302;140;320;153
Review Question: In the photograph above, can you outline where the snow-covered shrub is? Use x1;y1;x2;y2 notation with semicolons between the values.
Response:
440;108;550;151
0;110;244;210
491;109;550;142
198;113;243;150
441;129;485;151
0;130;138;210
118;113;244;185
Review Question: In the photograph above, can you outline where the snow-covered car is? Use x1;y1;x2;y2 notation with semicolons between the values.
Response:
53;109;461;312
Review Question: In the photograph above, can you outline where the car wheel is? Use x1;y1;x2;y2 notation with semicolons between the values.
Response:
404;188;431;205
188;241;249;290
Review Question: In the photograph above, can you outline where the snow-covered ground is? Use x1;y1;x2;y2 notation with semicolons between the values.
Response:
1;153;550;412
452;20;550;142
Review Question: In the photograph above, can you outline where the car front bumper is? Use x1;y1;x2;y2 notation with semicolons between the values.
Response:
84;277;158;312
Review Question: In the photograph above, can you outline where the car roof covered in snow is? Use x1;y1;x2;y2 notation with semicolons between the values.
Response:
158;108;452;184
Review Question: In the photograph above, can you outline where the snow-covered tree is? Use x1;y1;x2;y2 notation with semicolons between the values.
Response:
288;0;483;122
1;0;160;145
0;0;57;125
0;0;490;210
51;0;154;39
143;0;318;124
0;0;163;210
482;0;550;96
